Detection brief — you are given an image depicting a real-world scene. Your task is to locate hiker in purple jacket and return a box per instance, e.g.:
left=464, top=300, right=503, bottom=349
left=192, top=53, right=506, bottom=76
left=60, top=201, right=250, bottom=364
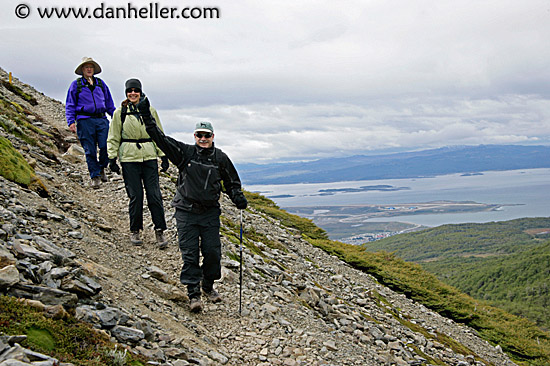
left=65, top=57, right=116, bottom=189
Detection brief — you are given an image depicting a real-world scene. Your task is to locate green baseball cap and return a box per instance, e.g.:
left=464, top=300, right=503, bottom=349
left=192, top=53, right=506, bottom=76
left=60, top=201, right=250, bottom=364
left=195, top=121, right=214, bottom=133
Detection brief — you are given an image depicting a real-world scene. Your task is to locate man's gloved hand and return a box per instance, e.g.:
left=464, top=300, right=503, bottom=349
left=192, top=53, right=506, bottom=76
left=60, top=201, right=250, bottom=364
left=137, top=97, right=154, bottom=125
left=160, top=156, right=169, bottom=172
left=234, top=193, right=248, bottom=210
left=109, top=158, right=120, bottom=175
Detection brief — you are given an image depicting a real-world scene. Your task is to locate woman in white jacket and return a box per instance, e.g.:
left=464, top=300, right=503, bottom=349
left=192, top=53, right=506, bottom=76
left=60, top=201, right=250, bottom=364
left=107, top=78, right=169, bottom=248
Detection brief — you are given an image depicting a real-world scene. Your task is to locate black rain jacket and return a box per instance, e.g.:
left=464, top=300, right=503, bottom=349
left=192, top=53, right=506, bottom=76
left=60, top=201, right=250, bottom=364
left=145, top=123, right=244, bottom=212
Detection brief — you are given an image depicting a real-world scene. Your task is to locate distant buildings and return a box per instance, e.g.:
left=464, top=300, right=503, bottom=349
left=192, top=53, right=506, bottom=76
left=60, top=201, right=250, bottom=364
left=339, top=224, right=423, bottom=245
left=339, top=231, right=396, bottom=245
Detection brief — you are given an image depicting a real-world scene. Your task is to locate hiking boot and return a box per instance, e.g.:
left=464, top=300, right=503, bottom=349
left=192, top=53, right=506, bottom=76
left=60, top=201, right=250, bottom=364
left=203, top=288, right=222, bottom=303
left=155, top=229, right=168, bottom=249
left=90, top=176, right=101, bottom=189
left=189, top=297, right=203, bottom=313
left=100, top=168, right=109, bottom=182
left=130, top=231, right=143, bottom=245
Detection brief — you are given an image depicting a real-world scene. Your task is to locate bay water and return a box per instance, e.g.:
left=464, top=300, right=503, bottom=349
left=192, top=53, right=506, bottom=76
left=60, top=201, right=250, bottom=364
left=245, top=168, right=550, bottom=227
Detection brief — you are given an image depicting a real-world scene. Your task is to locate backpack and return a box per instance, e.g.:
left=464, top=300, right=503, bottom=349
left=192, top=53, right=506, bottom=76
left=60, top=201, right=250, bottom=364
left=177, top=148, right=225, bottom=206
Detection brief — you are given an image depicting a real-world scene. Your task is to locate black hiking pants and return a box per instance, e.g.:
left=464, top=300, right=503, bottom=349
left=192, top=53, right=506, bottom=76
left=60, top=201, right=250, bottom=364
left=175, top=207, right=221, bottom=298
left=121, top=160, right=167, bottom=232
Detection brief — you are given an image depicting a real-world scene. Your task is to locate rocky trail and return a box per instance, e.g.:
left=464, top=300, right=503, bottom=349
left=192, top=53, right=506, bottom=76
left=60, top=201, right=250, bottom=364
left=0, top=68, right=517, bottom=366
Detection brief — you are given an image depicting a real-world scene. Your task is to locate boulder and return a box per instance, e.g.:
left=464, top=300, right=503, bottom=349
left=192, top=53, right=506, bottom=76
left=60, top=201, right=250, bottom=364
left=0, top=265, right=19, bottom=289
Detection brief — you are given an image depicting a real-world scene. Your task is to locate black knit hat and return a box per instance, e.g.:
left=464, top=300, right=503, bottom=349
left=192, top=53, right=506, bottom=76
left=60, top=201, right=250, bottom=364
left=125, top=78, right=142, bottom=94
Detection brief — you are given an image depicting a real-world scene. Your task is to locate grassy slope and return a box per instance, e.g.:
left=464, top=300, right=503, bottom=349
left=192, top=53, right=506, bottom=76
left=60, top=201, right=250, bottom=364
left=0, top=81, right=53, bottom=196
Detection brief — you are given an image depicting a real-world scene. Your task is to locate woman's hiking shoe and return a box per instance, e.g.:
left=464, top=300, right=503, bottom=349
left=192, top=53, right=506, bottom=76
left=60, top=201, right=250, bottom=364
left=130, top=231, right=143, bottom=245
left=203, top=288, right=222, bottom=303
left=155, top=229, right=168, bottom=249
left=90, top=176, right=101, bottom=189
left=100, top=168, right=109, bottom=182
left=189, top=297, right=203, bottom=312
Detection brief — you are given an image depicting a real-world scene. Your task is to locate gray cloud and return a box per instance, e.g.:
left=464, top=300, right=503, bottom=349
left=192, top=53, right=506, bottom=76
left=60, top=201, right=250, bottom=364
left=160, top=95, right=550, bottom=162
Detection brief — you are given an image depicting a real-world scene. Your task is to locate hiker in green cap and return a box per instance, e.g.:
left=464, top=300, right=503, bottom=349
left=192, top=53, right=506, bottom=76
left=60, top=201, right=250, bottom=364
left=106, top=79, right=169, bottom=248
left=137, top=97, right=247, bottom=313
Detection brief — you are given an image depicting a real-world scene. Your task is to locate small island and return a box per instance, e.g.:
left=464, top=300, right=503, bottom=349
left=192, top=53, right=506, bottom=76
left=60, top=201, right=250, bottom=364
left=287, top=200, right=502, bottom=219
left=316, top=185, right=411, bottom=195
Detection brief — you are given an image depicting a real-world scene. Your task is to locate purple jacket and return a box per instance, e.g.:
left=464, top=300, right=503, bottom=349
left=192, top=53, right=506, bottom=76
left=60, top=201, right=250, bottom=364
left=65, top=76, right=116, bottom=126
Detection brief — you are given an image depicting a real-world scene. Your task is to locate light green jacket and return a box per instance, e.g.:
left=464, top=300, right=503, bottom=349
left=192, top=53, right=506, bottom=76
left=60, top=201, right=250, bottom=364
left=107, top=103, right=165, bottom=162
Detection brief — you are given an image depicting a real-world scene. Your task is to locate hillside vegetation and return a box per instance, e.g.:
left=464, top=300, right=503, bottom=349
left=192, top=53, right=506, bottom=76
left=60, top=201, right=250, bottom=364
left=363, top=218, right=550, bottom=330
left=247, top=193, right=550, bottom=365
left=0, top=80, right=54, bottom=197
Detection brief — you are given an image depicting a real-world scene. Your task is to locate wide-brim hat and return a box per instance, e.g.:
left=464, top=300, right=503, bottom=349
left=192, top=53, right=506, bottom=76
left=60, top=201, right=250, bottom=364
left=194, top=121, right=214, bottom=133
left=75, top=57, right=102, bottom=75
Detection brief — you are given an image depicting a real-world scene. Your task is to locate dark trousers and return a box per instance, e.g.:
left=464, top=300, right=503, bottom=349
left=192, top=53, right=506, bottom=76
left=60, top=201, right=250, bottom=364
left=76, top=117, right=109, bottom=179
left=121, top=160, right=167, bottom=232
left=175, top=207, right=221, bottom=297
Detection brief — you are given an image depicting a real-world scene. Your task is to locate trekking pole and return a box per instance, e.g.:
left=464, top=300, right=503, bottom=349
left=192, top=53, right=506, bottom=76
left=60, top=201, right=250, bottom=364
left=239, top=209, right=243, bottom=315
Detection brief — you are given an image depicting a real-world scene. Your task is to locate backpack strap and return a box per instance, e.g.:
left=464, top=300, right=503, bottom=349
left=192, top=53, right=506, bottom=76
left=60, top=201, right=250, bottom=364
left=95, top=77, right=104, bottom=90
left=213, top=148, right=227, bottom=193
left=121, top=105, right=127, bottom=124
left=120, top=137, right=153, bottom=149
left=213, top=148, right=223, bottom=166
left=75, top=78, right=83, bottom=106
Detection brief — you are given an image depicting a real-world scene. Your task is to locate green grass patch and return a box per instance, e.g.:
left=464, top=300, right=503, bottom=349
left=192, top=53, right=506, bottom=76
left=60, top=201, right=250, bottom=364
left=225, top=250, right=240, bottom=263
left=27, top=326, right=56, bottom=351
left=0, top=93, right=55, bottom=163
left=407, top=343, right=446, bottom=366
left=0, top=135, right=48, bottom=196
left=0, top=296, right=145, bottom=365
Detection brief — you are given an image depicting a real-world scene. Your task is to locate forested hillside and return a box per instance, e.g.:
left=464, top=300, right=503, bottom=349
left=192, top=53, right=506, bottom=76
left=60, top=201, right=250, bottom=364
left=363, top=218, right=550, bottom=330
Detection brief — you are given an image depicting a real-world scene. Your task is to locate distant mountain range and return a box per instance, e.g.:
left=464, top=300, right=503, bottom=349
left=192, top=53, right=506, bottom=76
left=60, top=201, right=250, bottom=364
left=237, top=144, right=550, bottom=185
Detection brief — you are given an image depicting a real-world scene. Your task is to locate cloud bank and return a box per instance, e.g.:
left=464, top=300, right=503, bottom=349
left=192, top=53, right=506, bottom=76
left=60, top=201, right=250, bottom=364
left=2, top=0, right=549, bottom=162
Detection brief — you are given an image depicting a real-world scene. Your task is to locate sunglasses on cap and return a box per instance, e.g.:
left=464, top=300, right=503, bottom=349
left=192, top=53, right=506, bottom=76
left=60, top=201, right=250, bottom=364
left=195, top=132, right=213, bottom=139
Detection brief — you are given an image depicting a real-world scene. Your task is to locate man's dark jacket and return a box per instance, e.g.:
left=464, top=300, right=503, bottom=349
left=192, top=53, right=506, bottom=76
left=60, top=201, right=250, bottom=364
left=144, top=120, right=245, bottom=212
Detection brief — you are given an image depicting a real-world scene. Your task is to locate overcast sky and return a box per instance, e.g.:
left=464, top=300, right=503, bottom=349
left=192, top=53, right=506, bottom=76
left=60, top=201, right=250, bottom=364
left=2, top=0, right=550, bottom=163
